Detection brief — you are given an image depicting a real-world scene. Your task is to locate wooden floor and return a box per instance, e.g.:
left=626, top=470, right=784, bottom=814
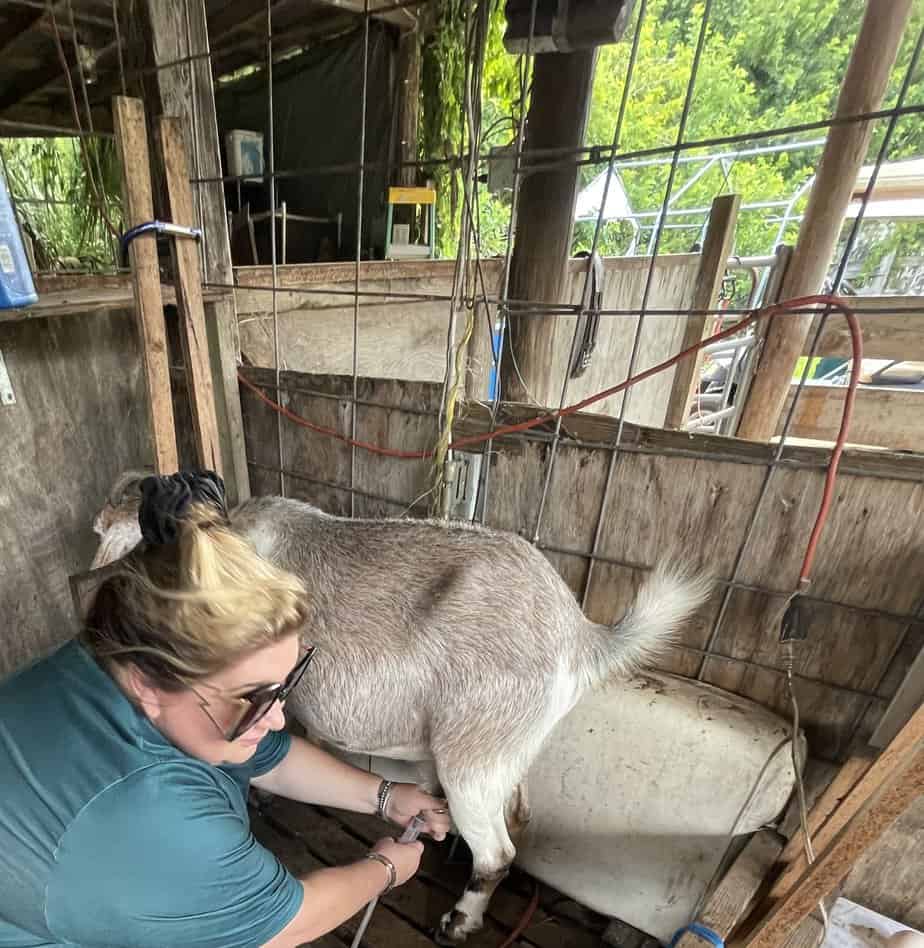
left=251, top=795, right=660, bottom=948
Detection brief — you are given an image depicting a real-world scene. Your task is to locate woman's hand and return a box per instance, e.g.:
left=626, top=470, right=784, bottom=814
left=385, top=783, right=451, bottom=841
left=371, top=836, right=425, bottom=887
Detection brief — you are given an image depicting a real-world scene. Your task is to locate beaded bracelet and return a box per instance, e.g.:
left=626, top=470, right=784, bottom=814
left=376, top=778, right=395, bottom=821
left=365, top=851, right=397, bottom=893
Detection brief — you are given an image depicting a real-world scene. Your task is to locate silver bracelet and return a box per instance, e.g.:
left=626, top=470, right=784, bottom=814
left=365, top=852, right=397, bottom=893
left=376, top=778, right=394, bottom=821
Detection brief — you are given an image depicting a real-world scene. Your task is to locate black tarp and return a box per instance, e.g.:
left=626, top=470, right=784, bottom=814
left=216, top=24, right=397, bottom=262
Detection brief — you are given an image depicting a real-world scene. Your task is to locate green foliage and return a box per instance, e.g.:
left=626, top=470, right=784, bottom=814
left=420, top=0, right=520, bottom=257
left=420, top=0, right=924, bottom=269
left=0, top=136, right=121, bottom=271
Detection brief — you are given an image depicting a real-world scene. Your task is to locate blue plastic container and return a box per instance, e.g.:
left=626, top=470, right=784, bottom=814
left=0, top=169, right=38, bottom=309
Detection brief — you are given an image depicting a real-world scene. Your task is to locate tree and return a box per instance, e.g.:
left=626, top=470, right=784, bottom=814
left=421, top=0, right=924, bottom=268
left=0, top=136, right=121, bottom=271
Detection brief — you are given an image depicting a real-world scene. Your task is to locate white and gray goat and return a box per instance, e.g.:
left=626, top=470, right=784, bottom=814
left=91, top=475, right=709, bottom=943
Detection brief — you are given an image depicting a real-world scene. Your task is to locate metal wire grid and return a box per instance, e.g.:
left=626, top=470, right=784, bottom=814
left=3, top=0, right=923, bottom=749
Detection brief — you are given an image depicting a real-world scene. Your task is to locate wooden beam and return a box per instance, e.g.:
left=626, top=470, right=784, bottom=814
left=766, top=701, right=924, bottom=903
left=158, top=115, right=223, bottom=474
left=664, top=194, right=740, bottom=428
left=675, top=830, right=784, bottom=948
left=308, top=0, right=418, bottom=30
left=736, top=1, right=913, bottom=442
left=0, top=280, right=230, bottom=323
left=501, top=49, right=598, bottom=407
left=742, top=739, right=924, bottom=948
left=145, top=0, right=249, bottom=502
left=0, top=6, right=44, bottom=60
left=112, top=95, right=178, bottom=474
left=776, top=754, right=872, bottom=868
left=0, top=36, right=75, bottom=116
left=778, top=384, right=924, bottom=452
left=452, top=399, right=924, bottom=482
left=810, top=296, right=924, bottom=361
left=0, top=100, right=113, bottom=135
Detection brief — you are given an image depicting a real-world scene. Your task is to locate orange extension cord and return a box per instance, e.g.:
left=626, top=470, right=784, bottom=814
left=238, top=293, right=861, bottom=584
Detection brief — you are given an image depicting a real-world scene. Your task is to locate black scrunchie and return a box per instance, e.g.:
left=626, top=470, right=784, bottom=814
left=138, top=470, right=227, bottom=546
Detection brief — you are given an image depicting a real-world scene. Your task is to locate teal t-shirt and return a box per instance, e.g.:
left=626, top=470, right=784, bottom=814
left=0, top=640, right=304, bottom=947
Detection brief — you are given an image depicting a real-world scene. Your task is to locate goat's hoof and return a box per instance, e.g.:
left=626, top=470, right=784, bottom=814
left=435, top=910, right=472, bottom=944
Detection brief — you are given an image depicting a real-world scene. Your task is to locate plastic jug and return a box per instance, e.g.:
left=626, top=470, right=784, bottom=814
left=0, top=169, right=38, bottom=309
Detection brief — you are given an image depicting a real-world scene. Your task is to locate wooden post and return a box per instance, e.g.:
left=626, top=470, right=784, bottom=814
left=113, top=95, right=178, bottom=474
left=143, top=0, right=250, bottom=502
left=766, top=700, right=924, bottom=903
left=663, top=194, right=740, bottom=428
left=396, top=29, right=420, bottom=189
left=735, top=1, right=913, bottom=442
left=741, top=740, right=924, bottom=948
left=501, top=50, right=597, bottom=407
left=158, top=116, right=223, bottom=474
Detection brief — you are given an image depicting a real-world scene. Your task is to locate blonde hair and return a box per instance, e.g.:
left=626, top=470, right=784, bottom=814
left=83, top=503, right=309, bottom=689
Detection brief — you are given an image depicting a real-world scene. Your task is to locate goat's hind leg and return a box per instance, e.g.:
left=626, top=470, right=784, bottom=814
left=436, top=778, right=520, bottom=945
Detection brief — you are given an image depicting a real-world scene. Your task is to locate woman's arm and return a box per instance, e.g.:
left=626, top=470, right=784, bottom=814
left=262, top=838, right=423, bottom=948
left=253, top=736, right=451, bottom=840
left=253, top=735, right=380, bottom=811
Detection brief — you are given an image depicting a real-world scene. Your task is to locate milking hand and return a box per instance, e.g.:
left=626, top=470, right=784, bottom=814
left=350, top=814, right=427, bottom=948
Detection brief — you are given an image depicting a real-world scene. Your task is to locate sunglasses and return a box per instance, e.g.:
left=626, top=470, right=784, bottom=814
left=194, top=645, right=316, bottom=742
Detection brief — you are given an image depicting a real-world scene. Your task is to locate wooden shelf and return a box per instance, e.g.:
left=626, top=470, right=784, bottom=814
left=0, top=275, right=231, bottom=324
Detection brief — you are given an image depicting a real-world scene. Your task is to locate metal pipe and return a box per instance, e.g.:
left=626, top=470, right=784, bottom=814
left=703, top=335, right=757, bottom=356
left=686, top=405, right=736, bottom=430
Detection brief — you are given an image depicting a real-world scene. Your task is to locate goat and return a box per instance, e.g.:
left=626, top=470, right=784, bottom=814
left=91, top=477, right=710, bottom=944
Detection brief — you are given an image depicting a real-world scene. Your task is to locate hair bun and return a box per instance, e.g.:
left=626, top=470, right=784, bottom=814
left=138, top=470, right=227, bottom=545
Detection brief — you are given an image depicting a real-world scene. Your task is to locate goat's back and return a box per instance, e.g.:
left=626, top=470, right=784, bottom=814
left=231, top=496, right=583, bottom=667
left=231, top=496, right=590, bottom=759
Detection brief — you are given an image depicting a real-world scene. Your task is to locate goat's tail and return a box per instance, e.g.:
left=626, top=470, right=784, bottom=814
left=581, top=562, right=712, bottom=688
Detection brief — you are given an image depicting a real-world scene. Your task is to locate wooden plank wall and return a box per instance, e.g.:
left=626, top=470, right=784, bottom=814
left=480, top=438, right=924, bottom=762
left=234, top=254, right=700, bottom=427
left=783, top=295, right=924, bottom=451
left=0, top=304, right=200, bottom=680
left=779, top=384, right=923, bottom=452
left=0, top=311, right=150, bottom=677
left=240, top=367, right=440, bottom=518
left=239, top=373, right=924, bottom=764
left=238, top=372, right=924, bottom=925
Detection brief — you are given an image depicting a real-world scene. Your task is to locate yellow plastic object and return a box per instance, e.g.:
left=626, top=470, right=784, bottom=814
left=388, top=186, right=436, bottom=206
